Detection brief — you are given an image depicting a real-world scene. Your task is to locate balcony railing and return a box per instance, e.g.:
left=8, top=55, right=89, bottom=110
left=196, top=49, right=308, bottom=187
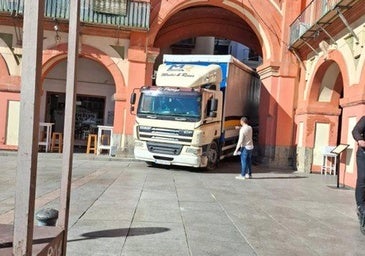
left=289, top=0, right=342, bottom=46
left=0, top=0, right=150, bottom=30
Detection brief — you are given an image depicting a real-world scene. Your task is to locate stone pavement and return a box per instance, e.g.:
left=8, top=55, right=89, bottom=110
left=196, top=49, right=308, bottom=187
left=0, top=151, right=364, bottom=255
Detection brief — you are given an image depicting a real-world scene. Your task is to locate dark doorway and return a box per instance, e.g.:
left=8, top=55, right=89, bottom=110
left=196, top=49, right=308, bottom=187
left=46, top=92, right=106, bottom=151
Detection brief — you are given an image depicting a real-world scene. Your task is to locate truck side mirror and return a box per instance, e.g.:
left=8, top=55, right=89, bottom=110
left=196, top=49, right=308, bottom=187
left=130, top=92, right=136, bottom=104
left=130, top=92, right=136, bottom=115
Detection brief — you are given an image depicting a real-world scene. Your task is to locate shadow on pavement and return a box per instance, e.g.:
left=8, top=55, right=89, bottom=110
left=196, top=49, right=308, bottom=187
left=327, top=185, right=351, bottom=190
left=250, top=176, right=308, bottom=180
left=68, top=227, right=170, bottom=242
left=144, top=156, right=298, bottom=175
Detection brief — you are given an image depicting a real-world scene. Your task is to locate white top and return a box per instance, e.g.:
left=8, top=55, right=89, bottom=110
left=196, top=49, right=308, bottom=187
left=236, top=124, right=254, bottom=150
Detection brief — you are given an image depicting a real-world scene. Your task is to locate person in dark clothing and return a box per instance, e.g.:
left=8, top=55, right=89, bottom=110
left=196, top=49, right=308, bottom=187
left=352, top=116, right=365, bottom=235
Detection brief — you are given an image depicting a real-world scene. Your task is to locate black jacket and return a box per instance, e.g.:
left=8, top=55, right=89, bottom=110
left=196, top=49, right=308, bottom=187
left=352, top=116, right=365, bottom=149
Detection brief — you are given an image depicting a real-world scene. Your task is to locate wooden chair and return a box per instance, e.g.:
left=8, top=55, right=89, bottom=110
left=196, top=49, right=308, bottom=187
left=50, top=132, right=63, bottom=153
left=86, top=134, right=98, bottom=154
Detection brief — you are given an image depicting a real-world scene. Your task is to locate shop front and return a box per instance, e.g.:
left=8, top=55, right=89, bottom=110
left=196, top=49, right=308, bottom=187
left=45, top=93, right=107, bottom=151
left=40, top=57, right=116, bottom=153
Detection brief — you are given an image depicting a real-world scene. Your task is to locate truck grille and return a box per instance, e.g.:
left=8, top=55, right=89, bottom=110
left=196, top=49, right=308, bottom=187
left=146, top=142, right=182, bottom=155
left=138, top=127, right=193, bottom=144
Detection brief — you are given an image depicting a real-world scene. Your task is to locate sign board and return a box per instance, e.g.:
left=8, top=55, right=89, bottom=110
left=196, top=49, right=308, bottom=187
left=93, top=0, right=128, bottom=16
left=330, top=144, right=350, bottom=188
left=331, top=144, right=349, bottom=155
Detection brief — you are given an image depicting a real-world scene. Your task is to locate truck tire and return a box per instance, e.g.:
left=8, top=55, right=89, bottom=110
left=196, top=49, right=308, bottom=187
left=206, top=141, right=218, bottom=171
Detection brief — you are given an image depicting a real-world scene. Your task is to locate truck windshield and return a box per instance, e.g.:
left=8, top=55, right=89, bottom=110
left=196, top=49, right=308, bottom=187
left=137, top=89, right=201, bottom=121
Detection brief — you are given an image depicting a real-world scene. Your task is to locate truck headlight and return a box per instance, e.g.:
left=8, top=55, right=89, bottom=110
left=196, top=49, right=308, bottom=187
left=186, top=147, right=202, bottom=155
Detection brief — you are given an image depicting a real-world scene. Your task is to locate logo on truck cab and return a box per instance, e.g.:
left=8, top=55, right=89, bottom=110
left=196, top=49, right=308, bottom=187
left=167, top=64, right=193, bottom=72
left=160, top=64, right=195, bottom=78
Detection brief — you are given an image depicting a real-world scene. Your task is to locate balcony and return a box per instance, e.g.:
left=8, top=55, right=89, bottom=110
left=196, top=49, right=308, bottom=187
left=0, top=0, right=150, bottom=30
left=289, top=0, right=361, bottom=57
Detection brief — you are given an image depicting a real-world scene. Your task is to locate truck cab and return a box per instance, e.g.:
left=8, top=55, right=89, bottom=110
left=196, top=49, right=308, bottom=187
left=131, top=63, right=223, bottom=169
left=130, top=54, right=258, bottom=170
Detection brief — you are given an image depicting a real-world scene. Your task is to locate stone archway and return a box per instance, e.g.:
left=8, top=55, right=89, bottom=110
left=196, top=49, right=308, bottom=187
left=148, top=1, right=281, bottom=61
left=0, top=53, right=21, bottom=150
left=310, top=60, right=343, bottom=172
left=144, top=0, right=300, bottom=167
left=42, top=43, right=126, bottom=97
left=41, top=43, right=128, bottom=151
left=296, top=55, right=345, bottom=173
left=0, top=40, right=21, bottom=91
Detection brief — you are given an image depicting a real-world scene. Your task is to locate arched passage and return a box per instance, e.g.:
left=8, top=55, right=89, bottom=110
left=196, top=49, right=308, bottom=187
left=308, top=61, right=343, bottom=106
left=297, top=57, right=344, bottom=173
left=0, top=43, right=21, bottom=91
left=148, top=0, right=283, bottom=61
left=153, top=6, right=262, bottom=56
left=0, top=53, right=21, bottom=150
left=40, top=43, right=128, bottom=151
left=310, top=61, right=343, bottom=172
left=0, top=38, right=17, bottom=80
left=42, top=43, right=126, bottom=96
left=143, top=0, right=300, bottom=167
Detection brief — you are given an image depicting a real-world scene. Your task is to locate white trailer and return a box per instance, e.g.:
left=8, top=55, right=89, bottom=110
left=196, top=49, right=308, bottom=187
left=130, top=55, right=259, bottom=170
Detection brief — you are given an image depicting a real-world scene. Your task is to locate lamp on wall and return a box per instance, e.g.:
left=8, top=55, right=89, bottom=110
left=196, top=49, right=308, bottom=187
left=53, top=18, right=61, bottom=45
left=319, top=40, right=330, bottom=59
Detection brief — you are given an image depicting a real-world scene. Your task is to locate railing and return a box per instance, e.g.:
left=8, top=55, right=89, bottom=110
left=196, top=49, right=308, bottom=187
left=0, top=0, right=150, bottom=29
left=289, top=0, right=342, bottom=46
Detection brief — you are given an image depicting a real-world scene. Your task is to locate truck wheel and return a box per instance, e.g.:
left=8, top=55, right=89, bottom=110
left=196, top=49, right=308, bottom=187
left=206, top=141, right=218, bottom=170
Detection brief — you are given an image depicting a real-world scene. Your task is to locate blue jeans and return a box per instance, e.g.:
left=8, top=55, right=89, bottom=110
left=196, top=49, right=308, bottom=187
left=356, top=148, right=365, bottom=212
left=240, top=147, right=253, bottom=176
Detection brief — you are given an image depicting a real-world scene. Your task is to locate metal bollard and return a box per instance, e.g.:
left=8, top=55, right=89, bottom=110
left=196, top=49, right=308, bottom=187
left=35, top=208, right=59, bottom=226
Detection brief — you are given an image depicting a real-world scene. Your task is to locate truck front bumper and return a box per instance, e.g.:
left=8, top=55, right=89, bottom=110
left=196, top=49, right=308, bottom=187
left=134, top=141, right=207, bottom=168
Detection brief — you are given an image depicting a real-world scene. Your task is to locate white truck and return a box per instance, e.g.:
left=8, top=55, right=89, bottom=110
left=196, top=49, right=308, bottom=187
left=130, top=54, right=260, bottom=170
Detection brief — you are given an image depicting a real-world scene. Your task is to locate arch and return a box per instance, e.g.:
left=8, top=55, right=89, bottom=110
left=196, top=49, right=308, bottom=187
left=302, top=56, right=345, bottom=173
left=325, top=50, right=350, bottom=96
left=148, top=0, right=283, bottom=62
left=0, top=51, right=20, bottom=91
left=307, top=51, right=348, bottom=106
left=308, top=60, right=342, bottom=106
left=0, top=53, right=9, bottom=77
left=153, top=7, right=260, bottom=52
left=0, top=38, right=16, bottom=76
left=41, top=43, right=128, bottom=136
left=41, top=43, right=126, bottom=96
